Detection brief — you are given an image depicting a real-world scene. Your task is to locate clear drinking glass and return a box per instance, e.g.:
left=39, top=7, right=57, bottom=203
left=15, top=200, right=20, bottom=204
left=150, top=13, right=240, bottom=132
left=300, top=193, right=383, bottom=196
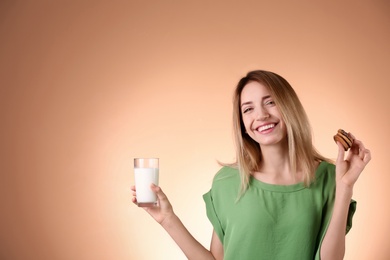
left=134, top=158, right=159, bottom=207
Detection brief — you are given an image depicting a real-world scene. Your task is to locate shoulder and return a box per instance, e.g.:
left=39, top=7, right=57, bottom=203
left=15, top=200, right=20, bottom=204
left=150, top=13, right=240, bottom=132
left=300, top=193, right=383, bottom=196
left=313, top=161, right=336, bottom=188
left=316, top=161, right=335, bottom=176
left=210, top=166, right=240, bottom=193
left=214, top=166, right=239, bottom=181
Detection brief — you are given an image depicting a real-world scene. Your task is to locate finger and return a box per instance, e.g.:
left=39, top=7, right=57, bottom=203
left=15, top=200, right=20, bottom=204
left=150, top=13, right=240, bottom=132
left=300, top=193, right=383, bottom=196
left=350, top=138, right=366, bottom=160
left=130, top=185, right=136, bottom=191
left=151, top=184, right=171, bottom=205
left=151, top=184, right=166, bottom=199
left=348, top=132, right=367, bottom=150
left=336, top=141, right=346, bottom=164
left=359, top=149, right=364, bottom=160
left=348, top=132, right=358, bottom=149
left=131, top=196, right=138, bottom=205
left=363, top=149, right=372, bottom=164
left=348, top=132, right=357, bottom=140
left=352, top=139, right=365, bottom=159
left=351, top=137, right=365, bottom=150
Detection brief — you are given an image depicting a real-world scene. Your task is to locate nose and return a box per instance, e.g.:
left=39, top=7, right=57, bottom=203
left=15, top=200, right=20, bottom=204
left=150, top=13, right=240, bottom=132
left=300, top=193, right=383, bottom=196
left=256, top=108, right=270, bottom=121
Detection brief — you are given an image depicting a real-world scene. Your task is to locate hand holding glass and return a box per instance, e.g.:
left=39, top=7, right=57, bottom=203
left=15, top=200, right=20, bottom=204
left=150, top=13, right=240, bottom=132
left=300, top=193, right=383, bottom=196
left=134, top=158, right=159, bottom=207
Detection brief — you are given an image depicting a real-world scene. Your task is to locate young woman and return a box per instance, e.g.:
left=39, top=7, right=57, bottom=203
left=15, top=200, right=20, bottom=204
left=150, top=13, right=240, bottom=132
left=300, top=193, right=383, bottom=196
left=131, top=70, right=371, bottom=260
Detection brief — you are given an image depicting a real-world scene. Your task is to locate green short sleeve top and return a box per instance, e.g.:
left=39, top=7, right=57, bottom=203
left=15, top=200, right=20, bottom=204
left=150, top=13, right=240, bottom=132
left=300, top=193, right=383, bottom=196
left=203, top=161, right=356, bottom=260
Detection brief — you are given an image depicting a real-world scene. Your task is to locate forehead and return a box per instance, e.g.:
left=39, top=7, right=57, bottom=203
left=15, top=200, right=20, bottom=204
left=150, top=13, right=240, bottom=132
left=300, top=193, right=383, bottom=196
left=240, top=81, right=271, bottom=102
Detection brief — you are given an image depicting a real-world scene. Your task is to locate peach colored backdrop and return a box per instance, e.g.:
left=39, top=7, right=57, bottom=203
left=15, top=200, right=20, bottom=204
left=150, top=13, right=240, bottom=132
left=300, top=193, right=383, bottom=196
left=1, top=1, right=389, bottom=259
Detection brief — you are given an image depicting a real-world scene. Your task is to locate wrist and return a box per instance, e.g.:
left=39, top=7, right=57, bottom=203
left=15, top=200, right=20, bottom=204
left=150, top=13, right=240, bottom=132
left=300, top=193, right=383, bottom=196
left=161, top=212, right=179, bottom=229
left=335, top=184, right=353, bottom=201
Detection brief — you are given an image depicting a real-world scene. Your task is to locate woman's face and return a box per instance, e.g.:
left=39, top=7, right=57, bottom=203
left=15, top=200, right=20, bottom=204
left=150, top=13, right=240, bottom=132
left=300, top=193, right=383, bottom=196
left=240, top=81, right=287, bottom=147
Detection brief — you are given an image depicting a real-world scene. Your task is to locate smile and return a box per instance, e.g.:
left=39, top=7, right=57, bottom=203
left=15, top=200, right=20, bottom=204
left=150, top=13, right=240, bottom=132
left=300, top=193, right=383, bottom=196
left=256, top=123, right=276, bottom=132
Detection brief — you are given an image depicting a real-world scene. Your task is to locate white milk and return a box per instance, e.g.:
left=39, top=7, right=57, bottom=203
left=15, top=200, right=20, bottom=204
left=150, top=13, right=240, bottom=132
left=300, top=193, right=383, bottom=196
left=134, top=167, right=159, bottom=204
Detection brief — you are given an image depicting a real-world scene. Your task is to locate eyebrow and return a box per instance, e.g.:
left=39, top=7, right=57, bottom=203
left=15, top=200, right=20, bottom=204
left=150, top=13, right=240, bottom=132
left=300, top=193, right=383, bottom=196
left=241, top=95, right=272, bottom=108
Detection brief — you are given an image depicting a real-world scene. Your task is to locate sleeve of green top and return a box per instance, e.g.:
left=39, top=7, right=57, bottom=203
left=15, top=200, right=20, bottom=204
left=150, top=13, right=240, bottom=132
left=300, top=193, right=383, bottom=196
left=203, top=191, right=224, bottom=244
left=346, top=199, right=357, bottom=234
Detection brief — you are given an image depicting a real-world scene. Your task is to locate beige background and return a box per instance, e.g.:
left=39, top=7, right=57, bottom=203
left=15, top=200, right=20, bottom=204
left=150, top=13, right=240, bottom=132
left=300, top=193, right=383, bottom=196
left=1, top=1, right=389, bottom=259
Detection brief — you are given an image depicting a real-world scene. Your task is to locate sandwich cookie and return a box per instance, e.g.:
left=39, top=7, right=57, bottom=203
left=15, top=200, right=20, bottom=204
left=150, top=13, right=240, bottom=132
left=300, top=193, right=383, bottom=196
left=333, top=129, right=353, bottom=151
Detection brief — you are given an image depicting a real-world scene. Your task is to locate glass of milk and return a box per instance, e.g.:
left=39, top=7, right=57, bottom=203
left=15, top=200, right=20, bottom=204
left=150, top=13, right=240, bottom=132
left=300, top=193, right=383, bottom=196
left=134, top=158, right=159, bottom=207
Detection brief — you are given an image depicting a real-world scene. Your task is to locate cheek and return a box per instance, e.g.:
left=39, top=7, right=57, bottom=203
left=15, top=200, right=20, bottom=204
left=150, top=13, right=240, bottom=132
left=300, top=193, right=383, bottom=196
left=279, top=121, right=288, bottom=135
left=241, top=117, right=252, bottom=131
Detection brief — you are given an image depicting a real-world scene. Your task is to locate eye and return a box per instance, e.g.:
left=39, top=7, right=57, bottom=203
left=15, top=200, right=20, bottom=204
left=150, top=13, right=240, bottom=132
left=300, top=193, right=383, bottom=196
left=265, top=99, right=275, bottom=106
left=242, top=107, right=253, bottom=114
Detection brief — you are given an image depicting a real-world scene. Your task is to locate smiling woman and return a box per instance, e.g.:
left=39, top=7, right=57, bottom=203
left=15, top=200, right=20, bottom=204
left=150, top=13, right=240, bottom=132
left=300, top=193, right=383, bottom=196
left=132, top=70, right=371, bottom=260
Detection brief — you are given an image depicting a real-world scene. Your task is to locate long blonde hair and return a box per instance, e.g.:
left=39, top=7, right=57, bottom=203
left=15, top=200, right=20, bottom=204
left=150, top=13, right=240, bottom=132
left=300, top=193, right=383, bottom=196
left=230, top=70, right=330, bottom=196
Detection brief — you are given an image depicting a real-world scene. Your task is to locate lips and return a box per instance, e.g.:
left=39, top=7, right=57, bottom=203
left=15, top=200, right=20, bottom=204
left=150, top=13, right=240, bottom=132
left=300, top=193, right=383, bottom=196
left=256, top=123, right=276, bottom=132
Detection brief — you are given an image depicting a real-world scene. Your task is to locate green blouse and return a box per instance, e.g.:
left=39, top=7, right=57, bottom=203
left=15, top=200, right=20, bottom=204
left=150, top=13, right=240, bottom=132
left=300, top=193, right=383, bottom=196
left=203, top=161, right=356, bottom=260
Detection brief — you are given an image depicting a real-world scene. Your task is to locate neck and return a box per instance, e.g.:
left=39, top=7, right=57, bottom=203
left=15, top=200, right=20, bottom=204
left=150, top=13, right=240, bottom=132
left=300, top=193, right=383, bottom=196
left=259, top=138, right=291, bottom=171
left=259, top=145, right=291, bottom=176
left=253, top=141, right=302, bottom=185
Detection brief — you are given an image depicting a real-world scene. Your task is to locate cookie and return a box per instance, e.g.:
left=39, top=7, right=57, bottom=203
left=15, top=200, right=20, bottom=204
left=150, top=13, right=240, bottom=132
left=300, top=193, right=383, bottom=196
left=333, top=129, right=353, bottom=151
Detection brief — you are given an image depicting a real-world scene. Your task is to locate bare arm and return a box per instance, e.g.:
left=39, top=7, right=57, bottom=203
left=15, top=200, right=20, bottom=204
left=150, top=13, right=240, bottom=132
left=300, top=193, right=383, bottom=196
left=131, top=184, right=223, bottom=260
left=210, top=230, right=224, bottom=260
left=320, top=184, right=352, bottom=260
left=320, top=134, right=371, bottom=260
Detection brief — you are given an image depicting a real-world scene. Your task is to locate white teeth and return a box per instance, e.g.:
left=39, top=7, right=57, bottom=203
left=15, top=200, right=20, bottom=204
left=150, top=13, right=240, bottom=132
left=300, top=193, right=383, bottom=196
left=258, top=124, right=275, bottom=132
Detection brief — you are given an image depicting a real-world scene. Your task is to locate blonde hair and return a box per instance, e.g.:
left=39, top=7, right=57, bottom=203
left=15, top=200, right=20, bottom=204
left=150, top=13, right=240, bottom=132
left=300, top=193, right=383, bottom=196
left=230, top=70, right=330, bottom=196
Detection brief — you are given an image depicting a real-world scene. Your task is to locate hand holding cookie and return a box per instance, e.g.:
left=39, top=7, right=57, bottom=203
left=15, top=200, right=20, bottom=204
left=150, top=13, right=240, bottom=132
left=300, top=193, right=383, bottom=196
left=334, top=129, right=371, bottom=188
